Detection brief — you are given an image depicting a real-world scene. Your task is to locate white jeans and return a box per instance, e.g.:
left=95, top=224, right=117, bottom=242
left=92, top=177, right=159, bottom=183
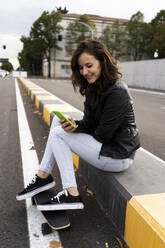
left=39, top=116, right=133, bottom=189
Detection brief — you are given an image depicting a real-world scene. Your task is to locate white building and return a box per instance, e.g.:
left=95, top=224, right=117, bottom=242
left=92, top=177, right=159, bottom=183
left=43, top=13, right=129, bottom=78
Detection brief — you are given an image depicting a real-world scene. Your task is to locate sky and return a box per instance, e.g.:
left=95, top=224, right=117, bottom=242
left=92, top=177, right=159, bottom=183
left=0, top=0, right=164, bottom=69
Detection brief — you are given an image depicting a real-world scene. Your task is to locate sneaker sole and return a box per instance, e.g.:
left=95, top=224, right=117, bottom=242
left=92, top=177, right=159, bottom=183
left=16, top=181, right=56, bottom=201
left=37, top=202, right=84, bottom=211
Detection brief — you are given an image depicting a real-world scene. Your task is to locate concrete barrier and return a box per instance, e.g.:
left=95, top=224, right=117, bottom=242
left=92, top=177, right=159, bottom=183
left=18, top=77, right=165, bottom=248
left=121, top=59, right=165, bottom=91
left=12, top=71, right=27, bottom=78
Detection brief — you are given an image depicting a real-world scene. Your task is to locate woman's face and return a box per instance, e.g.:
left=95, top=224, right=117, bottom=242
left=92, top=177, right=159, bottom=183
left=78, top=52, right=101, bottom=84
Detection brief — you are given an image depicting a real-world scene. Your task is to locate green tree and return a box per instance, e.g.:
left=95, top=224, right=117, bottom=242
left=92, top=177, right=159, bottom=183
left=148, top=10, right=165, bottom=58
left=126, top=11, right=152, bottom=60
left=99, top=25, right=113, bottom=53
left=100, top=22, right=126, bottom=59
left=150, top=22, right=165, bottom=58
left=65, top=15, right=96, bottom=55
left=18, top=36, right=46, bottom=75
left=111, top=21, right=127, bottom=59
left=1, top=62, right=13, bottom=72
left=18, top=10, right=63, bottom=77
left=30, top=10, right=63, bottom=77
left=151, top=10, right=165, bottom=30
left=56, top=7, right=68, bottom=13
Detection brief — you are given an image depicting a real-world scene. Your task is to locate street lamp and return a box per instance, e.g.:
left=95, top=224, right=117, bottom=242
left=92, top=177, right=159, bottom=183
left=77, top=21, right=94, bottom=39
left=58, top=21, right=94, bottom=42
left=0, top=44, right=7, bottom=64
left=0, top=44, right=6, bottom=50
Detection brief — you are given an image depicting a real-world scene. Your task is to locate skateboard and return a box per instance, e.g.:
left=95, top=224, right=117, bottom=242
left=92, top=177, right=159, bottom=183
left=32, top=189, right=70, bottom=235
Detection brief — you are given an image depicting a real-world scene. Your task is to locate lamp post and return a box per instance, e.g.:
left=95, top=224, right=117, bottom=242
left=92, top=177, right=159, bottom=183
left=0, top=44, right=7, bottom=64
left=0, top=45, right=7, bottom=77
left=57, top=21, right=94, bottom=41
left=77, top=21, right=94, bottom=39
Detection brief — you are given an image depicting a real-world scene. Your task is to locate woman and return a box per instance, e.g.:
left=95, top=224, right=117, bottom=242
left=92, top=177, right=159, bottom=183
left=16, top=40, right=140, bottom=211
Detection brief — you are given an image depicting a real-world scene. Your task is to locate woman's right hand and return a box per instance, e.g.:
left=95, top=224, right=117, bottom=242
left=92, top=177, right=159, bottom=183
left=59, top=117, right=78, bottom=133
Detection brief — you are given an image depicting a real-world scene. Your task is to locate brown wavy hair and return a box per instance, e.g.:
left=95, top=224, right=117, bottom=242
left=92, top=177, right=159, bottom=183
left=71, top=40, right=122, bottom=96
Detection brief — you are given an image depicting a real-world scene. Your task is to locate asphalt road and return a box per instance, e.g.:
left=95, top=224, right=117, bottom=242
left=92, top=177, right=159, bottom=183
left=31, top=78, right=165, bottom=162
left=0, top=78, right=29, bottom=247
left=0, top=77, right=128, bottom=247
left=1, top=77, right=164, bottom=248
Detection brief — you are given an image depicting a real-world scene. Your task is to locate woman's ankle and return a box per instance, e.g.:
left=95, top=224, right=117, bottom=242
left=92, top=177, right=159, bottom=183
left=67, top=187, right=79, bottom=196
left=37, top=171, right=49, bottom=179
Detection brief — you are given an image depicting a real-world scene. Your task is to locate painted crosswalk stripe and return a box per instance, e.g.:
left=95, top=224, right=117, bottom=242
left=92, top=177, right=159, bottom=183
left=15, top=79, right=62, bottom=248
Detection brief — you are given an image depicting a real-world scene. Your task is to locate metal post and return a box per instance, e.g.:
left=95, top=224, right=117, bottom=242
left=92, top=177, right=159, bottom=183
left=77, top=21, right=94, bottom=39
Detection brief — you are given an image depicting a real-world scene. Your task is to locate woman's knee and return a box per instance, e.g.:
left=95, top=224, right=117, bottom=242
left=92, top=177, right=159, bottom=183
left=50, top=115, right=61, bottom=130
left=49, top=125, right=65, bottom=139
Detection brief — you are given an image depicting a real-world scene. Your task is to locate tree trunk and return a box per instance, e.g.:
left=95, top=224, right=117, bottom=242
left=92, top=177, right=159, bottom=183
left=48, top=56, right=51, bottom=78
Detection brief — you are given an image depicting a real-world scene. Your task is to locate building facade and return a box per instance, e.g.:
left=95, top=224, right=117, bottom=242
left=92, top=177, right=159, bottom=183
left=43, top=13, right=129, bottom=78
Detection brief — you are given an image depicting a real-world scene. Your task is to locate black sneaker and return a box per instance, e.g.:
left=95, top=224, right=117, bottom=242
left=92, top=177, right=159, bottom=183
left=37, top=189, right=84, bottom=211
left=16, top=174, right=55, bottom=200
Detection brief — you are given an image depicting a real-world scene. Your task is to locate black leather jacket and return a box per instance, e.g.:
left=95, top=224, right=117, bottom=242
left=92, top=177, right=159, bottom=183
left=75, top=81, right=140, bottom=159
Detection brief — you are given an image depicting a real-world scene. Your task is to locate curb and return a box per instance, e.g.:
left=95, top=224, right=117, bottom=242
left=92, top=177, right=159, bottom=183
left=18, top=77, right=165, bottom=248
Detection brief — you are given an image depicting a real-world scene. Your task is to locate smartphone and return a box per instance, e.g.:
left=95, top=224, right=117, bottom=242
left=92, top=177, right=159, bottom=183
left=53, top=110, right=77, bottom=128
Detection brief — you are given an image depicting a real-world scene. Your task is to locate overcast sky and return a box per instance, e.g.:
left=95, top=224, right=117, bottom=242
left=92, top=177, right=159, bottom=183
left=0, top=0, right=164, bottom=69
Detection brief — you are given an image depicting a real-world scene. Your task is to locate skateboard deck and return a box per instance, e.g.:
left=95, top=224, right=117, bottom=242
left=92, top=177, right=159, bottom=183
left=32, top=189, right=70, bottom=235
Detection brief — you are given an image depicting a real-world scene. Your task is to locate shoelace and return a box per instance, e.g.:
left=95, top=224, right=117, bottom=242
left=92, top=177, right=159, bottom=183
left=51, top=189, right=68, bottom=203
left=26, top=175, right=37, bottom=189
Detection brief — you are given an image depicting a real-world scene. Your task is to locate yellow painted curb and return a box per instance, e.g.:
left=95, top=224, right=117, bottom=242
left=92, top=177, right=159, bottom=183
left=72, top=152, right=79, bottom=169
left=125, top=193, right=165, bottom=248
left=43, top=104, right=57, bottom=126
left=35, top=95, right=57, bottom=109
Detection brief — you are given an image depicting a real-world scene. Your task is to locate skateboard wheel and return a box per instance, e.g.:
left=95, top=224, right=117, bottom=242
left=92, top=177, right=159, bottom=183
left=31, top=197, right=36, bottom=206
left=41, top=223, right=52, bottom=235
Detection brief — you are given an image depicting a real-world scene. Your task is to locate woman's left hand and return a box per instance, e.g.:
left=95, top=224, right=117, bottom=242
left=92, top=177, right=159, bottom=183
left=59, top=117, right=78, bottom=133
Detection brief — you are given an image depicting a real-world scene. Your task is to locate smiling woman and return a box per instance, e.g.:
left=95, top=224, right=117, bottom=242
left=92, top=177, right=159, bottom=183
left=16, top=40, right=140, bottom=214
left=71, top=40, right=121, bottom=95
left=78, top=53, right=101, bottom=84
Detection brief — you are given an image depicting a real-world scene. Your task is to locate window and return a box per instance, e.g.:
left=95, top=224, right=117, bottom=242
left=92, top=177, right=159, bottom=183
left=61, top=64, right=71, bottom=77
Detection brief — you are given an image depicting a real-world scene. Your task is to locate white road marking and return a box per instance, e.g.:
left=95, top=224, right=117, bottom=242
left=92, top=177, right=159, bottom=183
left=130, top=88, right=165, bottom=96
left=15, top=79, right=62, bottom=248
left=140, top=148, right=165, bottom=166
